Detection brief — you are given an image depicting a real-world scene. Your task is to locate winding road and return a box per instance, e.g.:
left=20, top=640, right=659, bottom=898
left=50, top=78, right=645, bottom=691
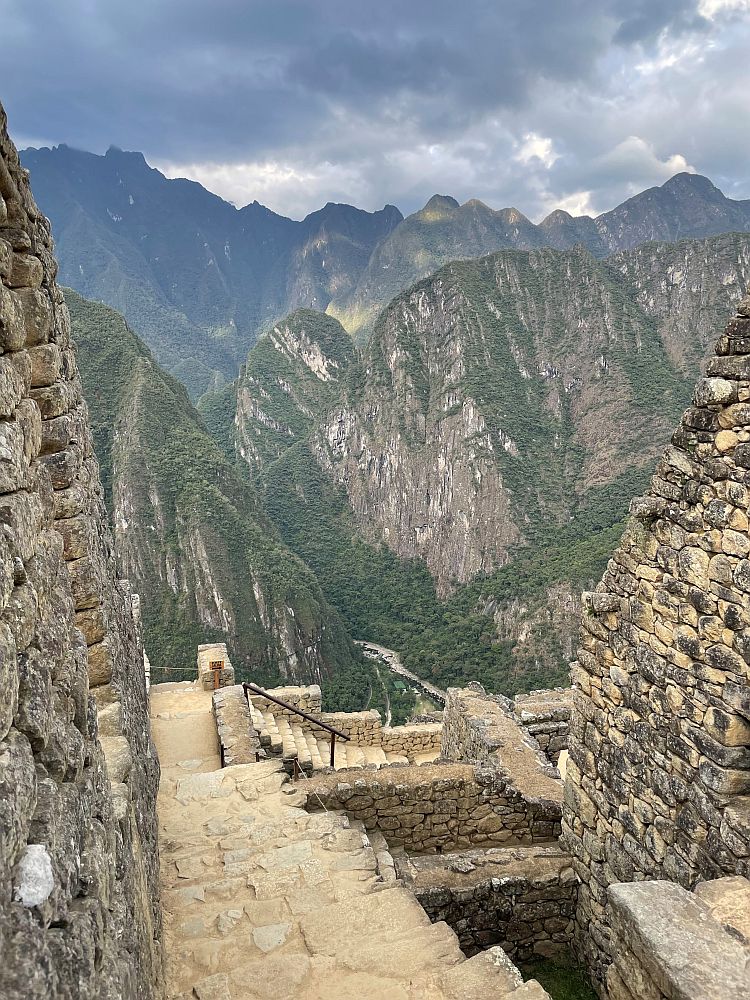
left=356, top=641, right=447, bottom=708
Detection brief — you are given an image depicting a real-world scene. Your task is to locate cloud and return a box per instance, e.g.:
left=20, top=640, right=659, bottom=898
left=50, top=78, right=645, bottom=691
left=1, top=1, right=749, bottom=218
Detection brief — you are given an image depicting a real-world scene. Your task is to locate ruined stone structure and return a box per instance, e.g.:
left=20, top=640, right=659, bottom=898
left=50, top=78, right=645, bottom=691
left=197, top=640, right=235, bottom=690
left=151, top=675, right=555, bottom=999
left=564, top=295, right=750, bottom=993
left=400, top=844, right=576, bottom=962
left=514, top=689, right=571, bottom=766
left=0, top=105, right=162, bottom=997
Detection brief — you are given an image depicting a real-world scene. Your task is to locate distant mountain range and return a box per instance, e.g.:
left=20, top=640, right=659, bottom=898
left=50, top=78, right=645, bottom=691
left=22, top=143, right=750, bottom=396
left=24, top=145, right=401, bottom=396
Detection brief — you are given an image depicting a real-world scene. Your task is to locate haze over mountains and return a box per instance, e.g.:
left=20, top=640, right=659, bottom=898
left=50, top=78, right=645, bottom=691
left=23, top=139, right=750, bottom=702
left=21, top=143, right=750, bottom=395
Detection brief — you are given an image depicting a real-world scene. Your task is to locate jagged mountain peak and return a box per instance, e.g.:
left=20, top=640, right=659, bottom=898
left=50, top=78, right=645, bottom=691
left=540, top=208, right=575, bottom=225
left=420, top=193, right=461, bottom=215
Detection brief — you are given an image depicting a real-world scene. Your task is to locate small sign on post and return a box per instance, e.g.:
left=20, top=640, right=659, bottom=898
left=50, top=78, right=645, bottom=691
left=210, top=660, right=224, bottom=689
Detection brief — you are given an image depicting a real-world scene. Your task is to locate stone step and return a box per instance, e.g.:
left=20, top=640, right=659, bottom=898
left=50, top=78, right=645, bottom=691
left=361, top=745, right=388, bottom=766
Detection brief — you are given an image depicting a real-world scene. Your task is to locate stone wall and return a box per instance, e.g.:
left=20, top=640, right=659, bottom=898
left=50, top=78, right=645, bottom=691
left=399, top=845, right=576, bottom=962
left=563, top=296, right=750, bottom=991
left=606, top=878, right=750, bottom=999
left=380, top=721, right=443, bottom=756
left=319, top=708, right=381, bottom=743
left=212, top=684, right=260, bottom=766
left=248, top=682, right=321, bottom=718
left=196, top=641, right=234, bottom=690
left=319, top=711, right=442, bottom=756
left=514, top=690, right=572, bottom=765
left=303, top=760, right=561, bottom=852
left=0, top=104, right=162, bottom=998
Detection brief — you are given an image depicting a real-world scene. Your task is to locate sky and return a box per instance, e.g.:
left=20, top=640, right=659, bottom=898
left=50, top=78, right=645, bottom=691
left=1, top=0, right=749, bottom=221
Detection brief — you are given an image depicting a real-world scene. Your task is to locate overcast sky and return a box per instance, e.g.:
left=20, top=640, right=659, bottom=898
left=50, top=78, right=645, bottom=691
left=1, top=0, right=749, bottom=220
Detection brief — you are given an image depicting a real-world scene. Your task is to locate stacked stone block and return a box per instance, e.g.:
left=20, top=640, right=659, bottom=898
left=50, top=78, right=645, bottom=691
left=563, top=295, right=750, bottom=990
left=196, top=640, right=235, bottom=689
left=304, top=760, right=562, bottom=852
left=248, top=681, right=321, bottom=717
left=606, top=878, right=750, bottom=999
left=380, top=721, right=443, bottom=756
left=514, top=689, right=571, bottom=765
left=403, top=845, right=576, bottom=961
left=212, top=684, right=261, bottom=766
left=0, top=104, right=162, bottom=998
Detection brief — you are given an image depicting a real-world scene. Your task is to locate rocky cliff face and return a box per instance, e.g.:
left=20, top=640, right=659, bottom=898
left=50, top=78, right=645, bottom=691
left=0, top=106, right=162, bottom=998
left=68, top=291, right=362, bottom=688
left=315, top=247, right=689, bottom=596
left=610, top=231, right=750, bottom=374
left=239, top=235, right=749, bottom=695
left=236, top=308, right=356, bottom=473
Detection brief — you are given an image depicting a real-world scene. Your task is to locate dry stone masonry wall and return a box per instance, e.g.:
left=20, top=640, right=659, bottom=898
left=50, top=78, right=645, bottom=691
left=399, top=844, right=576, bottom=963
left=0, top=104, right=162, bottom=999
left=300, top=687, right=563, bottom=850
left=514, top=690, right=572, bottom=765
left=303, top=762, right=561, bottom=851
left=563, top=295, right=750, bottom=991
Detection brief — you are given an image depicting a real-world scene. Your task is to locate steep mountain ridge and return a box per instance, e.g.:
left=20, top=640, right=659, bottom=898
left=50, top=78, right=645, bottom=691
left=236, top=309, right=356, bottom=472
left=329, top=173, right=750, bottom=339
left=66, top=290, right=363, bottom=694
left=23, top=144, right=402, bottom=395
left=239, top=232, right=750, bottom=694
left=23, top=142, right=750, bottom=384
left=318, top=246, right=689, bottom=595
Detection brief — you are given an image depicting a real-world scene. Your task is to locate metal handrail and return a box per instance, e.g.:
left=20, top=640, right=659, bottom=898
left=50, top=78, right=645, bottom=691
left=242, top=681, right=350, bottom=768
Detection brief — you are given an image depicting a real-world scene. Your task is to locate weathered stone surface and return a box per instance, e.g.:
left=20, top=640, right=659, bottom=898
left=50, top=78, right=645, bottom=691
left=609, top=881, right=750, bottom=999
left=563, top=293, right=750, bottom=993
left=0, top=102, right=163, bottom=1000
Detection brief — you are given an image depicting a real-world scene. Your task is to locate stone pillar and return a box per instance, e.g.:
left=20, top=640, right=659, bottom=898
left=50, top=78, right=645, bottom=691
left=563, top=295, right=750, bottom=992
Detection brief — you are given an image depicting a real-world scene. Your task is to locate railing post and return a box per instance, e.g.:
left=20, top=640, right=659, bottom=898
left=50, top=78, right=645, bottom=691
left=330, top=733, right=336, bottom=769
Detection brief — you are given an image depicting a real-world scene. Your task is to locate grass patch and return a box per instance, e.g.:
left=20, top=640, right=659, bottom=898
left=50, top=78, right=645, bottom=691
left=522, top=957, right=598, bottom=1000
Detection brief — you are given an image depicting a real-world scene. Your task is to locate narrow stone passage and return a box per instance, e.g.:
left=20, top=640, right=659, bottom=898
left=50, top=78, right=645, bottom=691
left=150, top=680, right=550, bottom=999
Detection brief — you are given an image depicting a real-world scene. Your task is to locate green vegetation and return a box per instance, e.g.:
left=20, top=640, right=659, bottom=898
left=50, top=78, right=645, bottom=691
left=522, top=958, right=598, bottom=1000
left=238, top=309, right=356, bottom=470
left=67, top=289, right=366, bottom=701
left=257, top=240, right=697, bottom=698
left=261, top=437, right=638, bottom=697
left=197, top=380, right=239, bottom=460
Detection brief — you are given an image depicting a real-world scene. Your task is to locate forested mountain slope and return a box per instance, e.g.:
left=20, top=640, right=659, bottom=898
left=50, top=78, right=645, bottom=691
left=238, top=234, right=750, bottom=694
left=329, top=173, right=750, bottom=340
left=66, top=290, right=365, bottom=699
left=25, top=144, right=401, bottom=396
left=236, top=309, right=356, bottom=473
left=24, top=142, right=750, bottom=386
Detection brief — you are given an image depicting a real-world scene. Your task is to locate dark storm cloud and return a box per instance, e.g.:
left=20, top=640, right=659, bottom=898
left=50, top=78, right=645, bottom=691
left=0, top=0, right=748, bottom=218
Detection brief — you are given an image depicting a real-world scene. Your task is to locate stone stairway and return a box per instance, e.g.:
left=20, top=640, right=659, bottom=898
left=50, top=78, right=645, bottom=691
left=151, top=683, right=550, bottom=999
left=248, top=702, right=418, bottom=772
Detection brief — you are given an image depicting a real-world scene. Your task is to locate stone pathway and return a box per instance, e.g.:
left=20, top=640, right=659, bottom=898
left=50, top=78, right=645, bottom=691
left=150, top=682, right=550, bottom=999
